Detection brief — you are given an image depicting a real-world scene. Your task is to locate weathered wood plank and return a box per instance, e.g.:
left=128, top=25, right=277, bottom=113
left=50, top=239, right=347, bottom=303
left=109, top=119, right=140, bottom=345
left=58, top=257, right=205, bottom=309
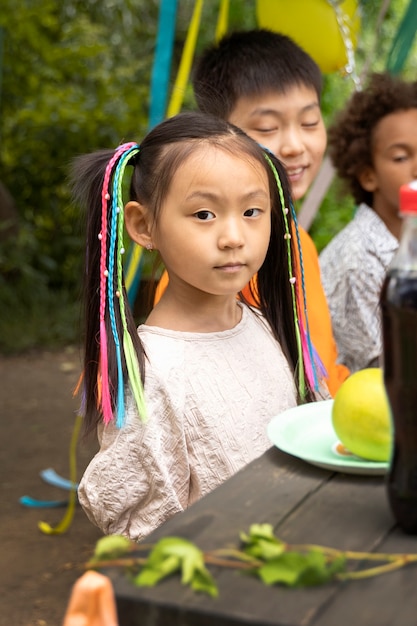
left=312, top=524, right=417, bottom=626
left=109, top=447, right=407, bottom=626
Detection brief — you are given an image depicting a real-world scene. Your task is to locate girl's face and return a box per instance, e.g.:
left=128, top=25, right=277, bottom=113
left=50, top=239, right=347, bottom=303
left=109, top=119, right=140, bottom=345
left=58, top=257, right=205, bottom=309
left=360, top=108, right=417, bottom=228
left=152, top=144, right=272, bottom=299
left=228, top=85, right=327, bottom=201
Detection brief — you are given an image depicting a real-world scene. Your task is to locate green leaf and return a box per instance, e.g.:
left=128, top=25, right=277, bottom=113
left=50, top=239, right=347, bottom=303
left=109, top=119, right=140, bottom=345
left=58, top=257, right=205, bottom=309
left=258, top=552, right=310, bottom=586
left=245, top=524, right=277, bottom=541
left=298, top=554, right=346, bottom=587
left=92, top=535, right=132, bottom=561
left=245, top=538, right=286, bottom=560
left=135, top=537, right=218, bottom=596
left=135, top=555, right=180, bottom=586
left=190, top=567, right=219, bottom=598
left=257, top=550, right=347, bottom=587
left=240, top=524, right=286, bottom=560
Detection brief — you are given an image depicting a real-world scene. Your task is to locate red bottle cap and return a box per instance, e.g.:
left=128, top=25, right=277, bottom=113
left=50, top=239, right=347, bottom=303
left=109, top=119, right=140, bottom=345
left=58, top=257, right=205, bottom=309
left=400, top=180, right=417, bottom=214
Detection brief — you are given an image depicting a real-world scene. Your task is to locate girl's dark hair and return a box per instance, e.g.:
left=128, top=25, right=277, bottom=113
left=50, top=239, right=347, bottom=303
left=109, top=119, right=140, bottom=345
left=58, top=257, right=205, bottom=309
left=71, top=111, right=314, bottom=434
left=192, top=29, right=323, bottom=120
left=328, top=72, right=417, bottom=206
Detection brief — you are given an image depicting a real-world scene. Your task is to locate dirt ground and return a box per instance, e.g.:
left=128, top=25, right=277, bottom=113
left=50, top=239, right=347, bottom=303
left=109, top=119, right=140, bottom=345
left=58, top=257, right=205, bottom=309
left=1, top=347, right=103, bottom=626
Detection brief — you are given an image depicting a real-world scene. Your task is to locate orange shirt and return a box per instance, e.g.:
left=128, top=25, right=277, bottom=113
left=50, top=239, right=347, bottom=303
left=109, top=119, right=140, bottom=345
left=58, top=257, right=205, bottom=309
left=153, top=225, right=349, bottom=397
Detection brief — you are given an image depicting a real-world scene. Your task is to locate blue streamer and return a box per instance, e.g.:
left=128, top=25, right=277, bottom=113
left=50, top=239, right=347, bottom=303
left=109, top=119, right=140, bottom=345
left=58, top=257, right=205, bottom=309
left=40, top=468, right=78, bottom=491
left=20, top=496, right=70, bottom=509
left=126, top=1, right=177, bottom=306
left=149, top=0, right=178, bottom=128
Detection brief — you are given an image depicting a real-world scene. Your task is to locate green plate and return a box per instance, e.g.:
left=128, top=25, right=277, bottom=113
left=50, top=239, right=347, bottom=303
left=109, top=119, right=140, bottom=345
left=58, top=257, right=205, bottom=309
left=267, top=399, right=388, bottom=476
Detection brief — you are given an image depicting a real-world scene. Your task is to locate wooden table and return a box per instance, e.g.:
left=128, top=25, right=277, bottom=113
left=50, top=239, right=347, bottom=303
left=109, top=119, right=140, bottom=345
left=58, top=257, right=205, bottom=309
left=108, top=446, right=417, bottom=626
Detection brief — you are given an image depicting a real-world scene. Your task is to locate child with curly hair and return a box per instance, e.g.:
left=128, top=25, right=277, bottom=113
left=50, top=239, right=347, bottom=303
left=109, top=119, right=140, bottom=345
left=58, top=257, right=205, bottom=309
left=320, top=72, right=417, bottom=373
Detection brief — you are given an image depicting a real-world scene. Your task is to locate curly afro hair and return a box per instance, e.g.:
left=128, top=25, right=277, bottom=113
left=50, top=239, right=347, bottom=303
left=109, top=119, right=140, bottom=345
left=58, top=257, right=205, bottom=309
left=328, top=72, right=417, bottom=206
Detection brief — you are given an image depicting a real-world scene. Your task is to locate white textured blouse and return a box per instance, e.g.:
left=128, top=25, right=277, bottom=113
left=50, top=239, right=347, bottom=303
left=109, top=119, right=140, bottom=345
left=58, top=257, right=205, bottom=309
left=78, top=304, right=297, bottom=541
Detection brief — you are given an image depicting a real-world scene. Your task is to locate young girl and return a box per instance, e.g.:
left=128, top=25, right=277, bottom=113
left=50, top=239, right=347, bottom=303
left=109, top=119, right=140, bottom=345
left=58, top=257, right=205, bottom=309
left=73, top=112, right=322, bottom=542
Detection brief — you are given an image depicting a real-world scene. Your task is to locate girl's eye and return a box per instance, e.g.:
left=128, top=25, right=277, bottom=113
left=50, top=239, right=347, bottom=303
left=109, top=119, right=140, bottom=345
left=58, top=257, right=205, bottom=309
left=393, top=154, right=408, bottom=162
left=194, top=210, right=215, bottom=221
left=244, top=208, right=261, bottom=217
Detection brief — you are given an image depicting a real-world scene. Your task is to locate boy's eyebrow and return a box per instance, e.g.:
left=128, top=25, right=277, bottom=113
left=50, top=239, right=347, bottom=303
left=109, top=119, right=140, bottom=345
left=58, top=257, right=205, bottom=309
left=249, top=102, right=320, bottom=117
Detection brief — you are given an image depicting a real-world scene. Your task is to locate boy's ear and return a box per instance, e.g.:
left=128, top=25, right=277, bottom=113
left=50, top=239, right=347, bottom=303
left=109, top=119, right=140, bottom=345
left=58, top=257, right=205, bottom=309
left=358, top=166, right=377, bottom=192
left=124, top=201, right=154, bottom=249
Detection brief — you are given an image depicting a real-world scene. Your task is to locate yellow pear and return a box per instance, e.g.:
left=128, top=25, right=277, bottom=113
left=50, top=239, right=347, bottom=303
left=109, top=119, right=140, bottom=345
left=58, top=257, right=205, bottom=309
left=331, top=368, right=392, bottom=462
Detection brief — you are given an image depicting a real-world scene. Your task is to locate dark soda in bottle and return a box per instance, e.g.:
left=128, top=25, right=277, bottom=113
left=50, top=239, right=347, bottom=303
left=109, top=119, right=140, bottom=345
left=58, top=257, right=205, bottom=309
left=382, top=180, right=417, bottom=534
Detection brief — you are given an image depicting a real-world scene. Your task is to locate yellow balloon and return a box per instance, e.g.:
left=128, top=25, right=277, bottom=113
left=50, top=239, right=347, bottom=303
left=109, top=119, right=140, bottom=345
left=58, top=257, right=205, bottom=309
left=256, top=0, right=360, bottom=74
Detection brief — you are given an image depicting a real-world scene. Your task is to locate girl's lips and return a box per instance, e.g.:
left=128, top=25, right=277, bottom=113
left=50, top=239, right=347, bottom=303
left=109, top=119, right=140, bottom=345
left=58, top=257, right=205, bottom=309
left=215, top=263, right=245, bottom=273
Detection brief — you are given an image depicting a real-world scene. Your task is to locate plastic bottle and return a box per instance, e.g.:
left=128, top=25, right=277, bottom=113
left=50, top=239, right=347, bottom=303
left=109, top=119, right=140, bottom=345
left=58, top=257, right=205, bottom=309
left=381, top=179, right=417, bottom=534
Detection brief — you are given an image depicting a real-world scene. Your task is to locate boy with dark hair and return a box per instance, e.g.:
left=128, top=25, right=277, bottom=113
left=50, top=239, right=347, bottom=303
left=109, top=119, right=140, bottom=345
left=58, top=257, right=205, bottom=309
left=193, top=29, right=324, bottom=204
left=156, top=29, right=349, bottom=395
left=320, top=72, right=417, bottom=373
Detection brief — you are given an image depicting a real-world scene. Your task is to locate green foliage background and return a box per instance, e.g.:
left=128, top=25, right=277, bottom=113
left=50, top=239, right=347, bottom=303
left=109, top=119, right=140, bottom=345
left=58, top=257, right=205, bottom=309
left=0, top=0, right=415, bottom=353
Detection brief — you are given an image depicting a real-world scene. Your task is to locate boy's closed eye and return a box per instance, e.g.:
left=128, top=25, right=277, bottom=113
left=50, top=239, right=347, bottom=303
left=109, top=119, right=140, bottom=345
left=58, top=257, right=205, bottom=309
left=302, top=119, right=320, bottom=128
left=300, top=112, right=321, bottom=128
left=253, top=126, right=278, bottom=134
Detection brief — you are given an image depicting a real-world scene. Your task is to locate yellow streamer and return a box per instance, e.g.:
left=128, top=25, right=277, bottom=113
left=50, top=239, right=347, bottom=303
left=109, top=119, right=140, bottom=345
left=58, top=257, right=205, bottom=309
left=124, top=242, right=143, bottom=293
left=215, top=0, right=229, bottom=41
left=38, top=413, right=83, bottom=535
left=166, top=0, right=204, bottom=118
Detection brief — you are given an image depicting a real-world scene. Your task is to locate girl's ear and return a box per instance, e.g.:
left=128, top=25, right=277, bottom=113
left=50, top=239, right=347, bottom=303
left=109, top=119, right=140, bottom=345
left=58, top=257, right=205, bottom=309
left=358, top=166, right=377, bottom=192
left=124, top=201, right=154, bottom=249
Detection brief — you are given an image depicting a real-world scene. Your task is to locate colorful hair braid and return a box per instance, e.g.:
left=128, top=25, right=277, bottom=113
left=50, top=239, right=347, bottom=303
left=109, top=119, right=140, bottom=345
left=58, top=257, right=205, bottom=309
left=288, top=201, right=327, bottom=390
left=263, top=153, right=325, bottom=398
left=99, top=142, right=147, bottom=427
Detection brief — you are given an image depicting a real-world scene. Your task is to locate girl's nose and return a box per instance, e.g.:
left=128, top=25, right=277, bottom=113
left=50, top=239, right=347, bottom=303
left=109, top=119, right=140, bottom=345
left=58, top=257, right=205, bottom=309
left=218, top=219, right=244, bottom=249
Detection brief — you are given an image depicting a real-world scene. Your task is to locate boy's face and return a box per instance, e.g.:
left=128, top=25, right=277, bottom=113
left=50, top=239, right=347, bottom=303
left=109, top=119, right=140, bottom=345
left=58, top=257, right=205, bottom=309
left=359, top=108, right=417, bottom=226
left=228, top=84, right=327, bottom=201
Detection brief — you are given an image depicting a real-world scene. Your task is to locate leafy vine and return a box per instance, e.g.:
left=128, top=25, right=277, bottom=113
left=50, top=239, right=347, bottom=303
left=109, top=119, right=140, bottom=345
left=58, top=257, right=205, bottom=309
left=86, top=524, right=417, bottom=597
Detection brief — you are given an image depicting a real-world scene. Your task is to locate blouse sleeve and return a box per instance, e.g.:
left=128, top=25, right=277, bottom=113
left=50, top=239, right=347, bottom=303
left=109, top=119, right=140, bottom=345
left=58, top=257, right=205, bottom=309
left=321, top=248, right=383, bottom=373
left=78, top=390, right=190, bottom=542
left=334, top=266, right=382, bottom=372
